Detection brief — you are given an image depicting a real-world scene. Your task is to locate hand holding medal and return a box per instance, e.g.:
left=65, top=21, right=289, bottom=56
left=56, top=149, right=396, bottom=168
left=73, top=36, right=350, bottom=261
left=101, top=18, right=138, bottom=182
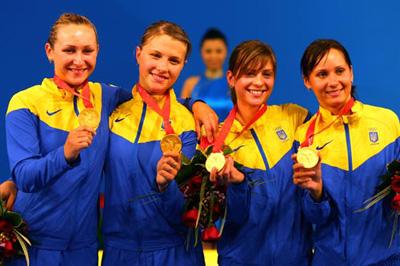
left=53, top=75, right=98, bottom=162
left=205, top=105, right=267, bottom=183
left=293, top=98, right=355, bottom=201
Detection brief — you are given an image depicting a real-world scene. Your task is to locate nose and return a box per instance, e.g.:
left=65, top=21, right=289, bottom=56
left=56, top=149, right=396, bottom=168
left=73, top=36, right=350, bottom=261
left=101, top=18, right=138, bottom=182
left=156, top=59, right=168, bottom=72
left=253, top=73, right=263, bottom=87
left=327, top=74, right=339, bottom=87
left=73, top=52, right=84, bottom=65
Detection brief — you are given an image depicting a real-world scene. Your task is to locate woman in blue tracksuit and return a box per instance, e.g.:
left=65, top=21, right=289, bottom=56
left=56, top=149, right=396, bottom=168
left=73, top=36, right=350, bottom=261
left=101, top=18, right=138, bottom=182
left=5, top=13, right=131, bottom=266
left=215, top=40, right=313, bottom=265
left=181, top=28, right=232, bottom=120
left=101, top=21, right=206, bottom=266
left=293, top=39, right=400, bottom=265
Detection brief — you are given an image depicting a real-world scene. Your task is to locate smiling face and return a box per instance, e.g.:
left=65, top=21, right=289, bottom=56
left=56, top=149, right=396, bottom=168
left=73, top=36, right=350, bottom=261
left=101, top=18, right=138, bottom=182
left=201, top=39, right=227, bottom=72
left=304, top=48, right=353, bottom=114
left=45, top=24, right=98, bottom=88
left=136, top=34, right=187, bottom=95
left=228, top=60, right=275, bottom=111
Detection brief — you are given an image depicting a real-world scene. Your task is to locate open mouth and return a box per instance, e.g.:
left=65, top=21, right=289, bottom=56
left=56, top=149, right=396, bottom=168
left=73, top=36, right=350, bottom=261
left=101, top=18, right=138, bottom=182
left=246, top=89, right=267, bottom=96
left=68, top=68, right=87, bottom=74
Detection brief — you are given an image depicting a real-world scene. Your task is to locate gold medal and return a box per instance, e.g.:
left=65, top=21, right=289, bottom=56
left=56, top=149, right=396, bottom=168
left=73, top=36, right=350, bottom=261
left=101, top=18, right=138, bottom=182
left=297, top=147, right=319, bottom=169
left=205, top=152, right=226, bottom=172
left=160, top=134, right=182, bottom=153
left=78, top=108, right=100, bottom=130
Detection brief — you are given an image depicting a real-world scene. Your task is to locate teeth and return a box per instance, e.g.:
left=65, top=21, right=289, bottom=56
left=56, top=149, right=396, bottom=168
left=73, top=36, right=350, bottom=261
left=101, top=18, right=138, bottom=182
left=248, top=90, right=264, bottom=96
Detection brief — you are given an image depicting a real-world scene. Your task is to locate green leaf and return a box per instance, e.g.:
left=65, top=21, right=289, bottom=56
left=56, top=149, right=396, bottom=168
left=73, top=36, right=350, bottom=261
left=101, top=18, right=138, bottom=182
left=5, top=211, right=23, bottom=227
left=14, top=229, right=31, bottom=266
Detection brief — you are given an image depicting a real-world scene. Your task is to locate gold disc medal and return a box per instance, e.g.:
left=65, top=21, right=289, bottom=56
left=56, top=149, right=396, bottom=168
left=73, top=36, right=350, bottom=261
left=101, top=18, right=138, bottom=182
left=205, top=152, right=226, bottom=172
left=160, top=134, right=182, bottom=153
left=297, top=147, right=319, bottom=169
left=78, top=108, right=100, bottom=130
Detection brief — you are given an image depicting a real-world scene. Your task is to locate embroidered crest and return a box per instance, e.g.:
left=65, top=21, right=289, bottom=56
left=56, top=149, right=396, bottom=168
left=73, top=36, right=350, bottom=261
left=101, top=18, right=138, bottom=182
left=369, top=129, right=379, bottom=143
left=275, top=127, right=288, bottom=141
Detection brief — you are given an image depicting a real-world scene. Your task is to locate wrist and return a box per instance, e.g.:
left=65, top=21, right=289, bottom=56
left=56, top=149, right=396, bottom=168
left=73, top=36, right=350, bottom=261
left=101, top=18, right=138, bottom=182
left=310, top=185, right=323, bottom=202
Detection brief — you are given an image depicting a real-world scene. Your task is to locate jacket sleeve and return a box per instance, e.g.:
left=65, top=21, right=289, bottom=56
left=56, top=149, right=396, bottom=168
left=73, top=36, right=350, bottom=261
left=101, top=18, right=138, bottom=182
left=6, top=108, right=79, bottom=193
left=226, top=175, right=250, bottom=225
left=302, top=188, right=333, bottom=225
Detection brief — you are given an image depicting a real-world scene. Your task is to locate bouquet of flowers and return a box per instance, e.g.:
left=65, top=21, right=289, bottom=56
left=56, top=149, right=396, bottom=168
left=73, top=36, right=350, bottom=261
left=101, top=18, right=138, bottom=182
left=176, top=140, right=242, bottom=247
left=0, top=201, right=31, bottom=266
left=356, top=159, right=400, bottom=247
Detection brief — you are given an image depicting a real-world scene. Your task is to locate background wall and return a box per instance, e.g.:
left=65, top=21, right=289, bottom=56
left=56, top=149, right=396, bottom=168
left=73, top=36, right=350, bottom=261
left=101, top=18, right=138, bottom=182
left=1, top=0, right=400, bottom=180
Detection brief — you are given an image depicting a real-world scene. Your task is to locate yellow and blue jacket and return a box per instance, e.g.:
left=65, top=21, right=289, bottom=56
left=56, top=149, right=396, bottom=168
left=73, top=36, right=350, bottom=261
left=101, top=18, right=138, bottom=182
left=102, top=87, right=204, bottom=265
left=6, top=78, right=130, bottom=251
left=217, top=104, right=313, bottom=266
left=295, top=101, right=400, bottom=266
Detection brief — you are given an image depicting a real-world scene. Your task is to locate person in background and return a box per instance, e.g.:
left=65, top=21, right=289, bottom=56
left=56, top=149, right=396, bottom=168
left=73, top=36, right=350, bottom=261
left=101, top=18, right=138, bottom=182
left=292, top=39, right=400, bottom=265
left=181, top=28, right=232, bottom=120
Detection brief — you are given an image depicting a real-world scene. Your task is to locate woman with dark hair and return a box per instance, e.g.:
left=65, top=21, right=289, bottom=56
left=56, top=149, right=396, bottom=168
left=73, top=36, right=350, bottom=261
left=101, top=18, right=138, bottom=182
left=213, top=40, right=312, bottom=265
left=181, top=28, right=232, bottom=120
left=293, top=39, right=400, bottom=265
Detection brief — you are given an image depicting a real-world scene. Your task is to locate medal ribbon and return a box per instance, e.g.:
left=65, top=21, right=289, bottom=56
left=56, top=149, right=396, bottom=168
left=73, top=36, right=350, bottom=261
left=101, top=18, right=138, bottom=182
left=212, top=104, right=267, bottom=152
left=53, top=75, right=93, bottom=108
left=300, top=98, right=355, bottom=147
left=137, top=83, right=174, bottom=135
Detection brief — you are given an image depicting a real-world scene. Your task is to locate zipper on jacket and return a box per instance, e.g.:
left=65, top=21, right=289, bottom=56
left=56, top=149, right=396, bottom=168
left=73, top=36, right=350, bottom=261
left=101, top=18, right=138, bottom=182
left=250, top=128, right=275, bottom=264
left=344, top=122, right=353, bottom=265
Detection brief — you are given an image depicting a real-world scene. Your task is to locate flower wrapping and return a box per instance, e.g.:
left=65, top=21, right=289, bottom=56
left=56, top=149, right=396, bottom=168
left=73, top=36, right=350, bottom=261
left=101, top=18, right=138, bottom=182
left=0, top=201, right=31, bottom=266
left=176, top=137, right=242, bottom=246
left=356, top=159, right=400, bottom=247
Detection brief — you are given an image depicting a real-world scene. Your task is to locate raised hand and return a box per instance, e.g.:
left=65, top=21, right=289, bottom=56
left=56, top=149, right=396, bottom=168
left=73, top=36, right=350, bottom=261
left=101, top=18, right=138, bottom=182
left=292, top=153, right=323, bottom=201
left=156, top=151, right=181, bottom=191
left=64, top=126, right=96, bottom=163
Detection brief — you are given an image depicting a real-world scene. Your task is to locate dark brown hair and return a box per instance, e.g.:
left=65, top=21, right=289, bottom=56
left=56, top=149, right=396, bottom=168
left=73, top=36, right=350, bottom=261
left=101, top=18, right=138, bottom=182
left=300, top=39, right=355, bottom=97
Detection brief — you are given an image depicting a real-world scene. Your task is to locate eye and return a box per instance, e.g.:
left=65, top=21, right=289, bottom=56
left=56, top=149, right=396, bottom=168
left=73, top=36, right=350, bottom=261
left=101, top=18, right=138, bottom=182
left=245, top=71, right=256, bottom=77
left=316, top=71, right=328, bottom=78
left=263, top=71, right=273, bottom=78
left=336, top=67, right=345, bottom=75
left=151, top=53, right=161, bottom=59
left=83, top=48, right=95, bottom=54
left=63, top=48, right=75, bottom=54
left=169, top=57, right=181, bottom=65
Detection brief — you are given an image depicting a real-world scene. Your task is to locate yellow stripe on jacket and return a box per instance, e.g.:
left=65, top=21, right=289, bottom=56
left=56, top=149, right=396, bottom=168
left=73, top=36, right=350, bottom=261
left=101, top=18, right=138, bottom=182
left=109, top=87, right=195, bottom=143
left=295, top=101, right=400, bottom=171
left=7, top=78, right=102, bottom=132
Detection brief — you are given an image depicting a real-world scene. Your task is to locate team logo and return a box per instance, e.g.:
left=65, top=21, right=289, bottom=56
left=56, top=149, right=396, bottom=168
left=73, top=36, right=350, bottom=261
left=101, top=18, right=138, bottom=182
left=369, top=129, right=379, bottom=143
left=275, top=127, right=288, bottom=141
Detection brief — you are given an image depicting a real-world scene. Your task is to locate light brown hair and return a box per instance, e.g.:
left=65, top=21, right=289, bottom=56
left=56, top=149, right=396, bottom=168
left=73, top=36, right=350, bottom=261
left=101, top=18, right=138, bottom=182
left=228, top=40, right=276, bottom=103
left=139, top=21, right=191, bottom=60
left=47, top=13, right=98, bottom=48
